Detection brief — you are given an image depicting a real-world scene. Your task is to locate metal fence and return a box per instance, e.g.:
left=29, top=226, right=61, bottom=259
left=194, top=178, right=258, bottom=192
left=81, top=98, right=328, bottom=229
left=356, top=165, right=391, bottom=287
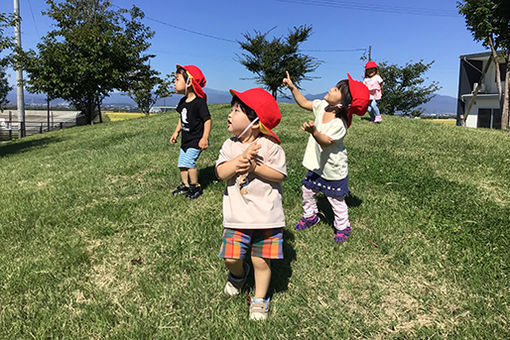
left=0, top=110, right=82, bottom=141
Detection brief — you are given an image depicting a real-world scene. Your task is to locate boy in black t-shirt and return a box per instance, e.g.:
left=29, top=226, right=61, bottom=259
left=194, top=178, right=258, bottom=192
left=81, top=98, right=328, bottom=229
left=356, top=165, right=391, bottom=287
left=170, top=65, right=211, bottom=199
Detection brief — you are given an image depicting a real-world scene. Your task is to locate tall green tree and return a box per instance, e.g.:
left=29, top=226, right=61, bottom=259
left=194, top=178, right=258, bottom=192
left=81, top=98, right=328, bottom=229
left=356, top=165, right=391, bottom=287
left=458, top=0, right=510, bottom=129
left=127, top=66, right=174, bottom=116
left=238, top=25, right=320, bottom=100
left=378, top=60, right=440, bottom=117
left=0, top=13, right=14, bottom=112
left=24, top=0, right=154, bottom=124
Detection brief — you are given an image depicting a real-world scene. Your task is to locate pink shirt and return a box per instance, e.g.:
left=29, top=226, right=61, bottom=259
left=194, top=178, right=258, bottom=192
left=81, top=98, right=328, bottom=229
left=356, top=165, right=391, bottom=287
left=363, top=75, right=383, bottom=100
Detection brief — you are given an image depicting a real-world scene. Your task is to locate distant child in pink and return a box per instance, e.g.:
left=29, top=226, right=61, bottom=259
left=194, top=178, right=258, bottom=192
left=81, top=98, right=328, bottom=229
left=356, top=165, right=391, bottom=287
left=363, top=61, right=384, bottom=123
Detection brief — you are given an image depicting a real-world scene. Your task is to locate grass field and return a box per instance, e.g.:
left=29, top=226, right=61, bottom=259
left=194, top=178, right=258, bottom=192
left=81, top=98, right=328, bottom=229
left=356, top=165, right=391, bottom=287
left=1, top=104, right=509, bottom=338
left=103, top=111, right=145, bottom=122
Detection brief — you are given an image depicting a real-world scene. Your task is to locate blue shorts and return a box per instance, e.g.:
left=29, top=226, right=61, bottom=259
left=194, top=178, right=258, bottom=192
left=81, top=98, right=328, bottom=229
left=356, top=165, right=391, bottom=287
left=177, top=147, right=201, bottom=168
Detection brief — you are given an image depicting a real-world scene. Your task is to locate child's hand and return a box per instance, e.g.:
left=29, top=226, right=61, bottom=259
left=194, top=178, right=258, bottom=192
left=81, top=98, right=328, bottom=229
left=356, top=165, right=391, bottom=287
left=236, top=143, right=260, bottom=174
left=282, top=71, right=296, bottom=90
left=198, top=137, right=209, bottom=150
left=301, top=120, right=316, bottom=134
left=234, top=157, right=253, bottom=174
left=170, top=132, right=179, bottom=144
left=242, top=143, right=261, bottom=161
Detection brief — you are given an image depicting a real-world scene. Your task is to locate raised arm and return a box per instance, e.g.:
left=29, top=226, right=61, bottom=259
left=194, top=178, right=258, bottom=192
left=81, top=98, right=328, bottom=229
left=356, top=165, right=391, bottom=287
left=283, top=71, right=313, bottom=111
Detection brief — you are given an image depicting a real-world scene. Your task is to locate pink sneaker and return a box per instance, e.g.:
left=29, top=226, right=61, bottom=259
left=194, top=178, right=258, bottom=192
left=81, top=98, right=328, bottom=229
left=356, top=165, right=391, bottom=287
left=374, top=116, right=382, bottom=123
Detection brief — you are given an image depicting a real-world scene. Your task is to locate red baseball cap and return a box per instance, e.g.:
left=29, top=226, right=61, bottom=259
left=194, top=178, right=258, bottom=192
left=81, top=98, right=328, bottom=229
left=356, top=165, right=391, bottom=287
left=365, top=61, right=378, bottom=69
left=229, top=88, right=281, bottom=143
left=346, top=73, right=370, bottom=128
left=176, top=64, right=207, bottom=101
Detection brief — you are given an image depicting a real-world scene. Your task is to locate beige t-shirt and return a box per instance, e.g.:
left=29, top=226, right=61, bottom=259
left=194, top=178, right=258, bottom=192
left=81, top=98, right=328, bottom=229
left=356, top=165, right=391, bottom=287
left=216, top=135, right=287, bottom=229
left=302, top=100, right=348, bottom=180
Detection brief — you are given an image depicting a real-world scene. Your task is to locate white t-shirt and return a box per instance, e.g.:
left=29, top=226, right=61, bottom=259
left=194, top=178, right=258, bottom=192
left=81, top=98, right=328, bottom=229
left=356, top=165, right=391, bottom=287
left=216, top=135, right=287, bottom=229
left=302, top=100, right=348, bottom=181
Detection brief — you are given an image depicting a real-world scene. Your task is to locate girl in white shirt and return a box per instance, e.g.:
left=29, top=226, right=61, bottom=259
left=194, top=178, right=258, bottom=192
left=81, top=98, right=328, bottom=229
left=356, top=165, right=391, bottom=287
left=283, top=72, right=369, bottom=242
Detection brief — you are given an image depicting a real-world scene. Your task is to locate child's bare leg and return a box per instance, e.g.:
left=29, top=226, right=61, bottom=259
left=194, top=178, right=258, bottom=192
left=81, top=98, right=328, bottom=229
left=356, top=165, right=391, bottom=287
left=251, top=256, right=271, bottom=298
left=188, top=168, right=198, bottom=185
left=179, top=168, right=189, bottom=185
left=224, top=258, right=244, bottom=277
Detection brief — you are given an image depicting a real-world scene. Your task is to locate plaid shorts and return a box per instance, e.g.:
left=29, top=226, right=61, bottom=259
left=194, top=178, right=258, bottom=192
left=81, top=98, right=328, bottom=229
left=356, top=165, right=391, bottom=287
left=219, top=228, right=284, bottom=259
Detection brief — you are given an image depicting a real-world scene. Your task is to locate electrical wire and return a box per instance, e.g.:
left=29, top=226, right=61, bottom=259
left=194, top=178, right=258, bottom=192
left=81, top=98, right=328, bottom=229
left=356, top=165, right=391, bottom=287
left=111, top=3, right=236, bottom=43
left=24, top=0, right=40, bottom=36
left=111, top=2, right=367, bottom=53
left=275, top=0, right=459, bottom=18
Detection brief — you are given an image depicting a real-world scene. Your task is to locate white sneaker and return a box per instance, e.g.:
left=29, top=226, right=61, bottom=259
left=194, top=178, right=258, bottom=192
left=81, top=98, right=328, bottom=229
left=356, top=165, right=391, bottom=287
left=249, top=297, right=270, bottom=321
left=223, top=262, right=250, bottom=297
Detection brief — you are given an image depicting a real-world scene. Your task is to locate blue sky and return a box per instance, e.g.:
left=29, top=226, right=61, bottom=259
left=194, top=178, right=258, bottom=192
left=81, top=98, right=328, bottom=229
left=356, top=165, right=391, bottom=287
left=1, top=0, right=484, bottom=98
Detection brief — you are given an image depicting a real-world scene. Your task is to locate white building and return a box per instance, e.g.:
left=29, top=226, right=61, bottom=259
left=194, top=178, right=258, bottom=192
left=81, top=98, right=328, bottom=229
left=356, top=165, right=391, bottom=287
left=457, top=51, right=508, bottom=128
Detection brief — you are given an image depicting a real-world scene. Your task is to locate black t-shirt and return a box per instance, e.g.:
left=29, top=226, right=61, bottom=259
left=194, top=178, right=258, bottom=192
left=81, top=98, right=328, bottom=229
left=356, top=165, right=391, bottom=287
left=176, top=96, right=211, bottom=151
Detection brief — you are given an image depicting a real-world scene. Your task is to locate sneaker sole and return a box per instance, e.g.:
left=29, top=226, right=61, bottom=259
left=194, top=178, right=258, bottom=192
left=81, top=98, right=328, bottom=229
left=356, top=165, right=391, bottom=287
left=186, top=192, right=203, bottom=199
left=249, top=312, right=268, bottom=321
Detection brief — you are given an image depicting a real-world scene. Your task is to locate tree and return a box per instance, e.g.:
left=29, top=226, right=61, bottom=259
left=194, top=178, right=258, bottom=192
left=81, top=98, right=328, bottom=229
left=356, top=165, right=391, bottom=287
left=238, top=25, right=320, bottom=99
left=378, top=60, right=440, bottom=117
left=0, top=13, right=15, bottom=112
left=24, top=0, right=154, bottom=124
left=458, top=0, right=510, bottom=129
left=127, top=66, right=174, bottom=116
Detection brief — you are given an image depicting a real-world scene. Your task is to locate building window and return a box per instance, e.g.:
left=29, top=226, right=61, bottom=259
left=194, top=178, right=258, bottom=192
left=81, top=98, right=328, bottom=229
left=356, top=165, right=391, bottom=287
left=478, top=108, right=502, bottom=129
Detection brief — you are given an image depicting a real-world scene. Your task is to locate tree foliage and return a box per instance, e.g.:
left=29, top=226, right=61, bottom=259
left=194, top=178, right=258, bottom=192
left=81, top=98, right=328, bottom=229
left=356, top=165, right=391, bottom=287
left=457, top=0, right=509, bottom=49
left=0, top=13, right=15, bottom=111
left=238, top=25, right=320, bottom=99
left=378, top=60, right=440, bottom=117
left=23, top=0, right=154, bottom=124
left=458, top=0, right=510, bottom=129
left=127, top=66, right=174, bottom=116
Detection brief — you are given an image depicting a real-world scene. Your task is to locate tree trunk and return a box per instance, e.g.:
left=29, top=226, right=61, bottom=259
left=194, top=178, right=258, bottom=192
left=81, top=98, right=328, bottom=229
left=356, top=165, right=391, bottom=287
left=502, top=53, right=510, bottom=131
left=489, top=36, right=503, bottom=109
left=463, top=54, right=494, bottom=126
left=97, top=98, right=103, bottom=123
left=46, top=96, right=50, bottom=132
left=87, top=98, right=95, bottom=125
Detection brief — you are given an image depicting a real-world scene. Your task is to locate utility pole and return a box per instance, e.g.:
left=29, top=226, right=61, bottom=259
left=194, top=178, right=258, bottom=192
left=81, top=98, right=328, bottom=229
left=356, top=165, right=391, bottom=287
left=14, top=0, right=26, bottom=138
left=368, top=45, right=372, bottom=61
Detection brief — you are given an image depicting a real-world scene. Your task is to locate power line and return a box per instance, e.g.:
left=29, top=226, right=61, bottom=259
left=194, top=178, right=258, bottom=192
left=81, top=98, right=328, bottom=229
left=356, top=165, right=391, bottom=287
left=275, top=0, right=459, bottom=18
left=112, top=3, right=367, bottom=53
left=111, top=3, right=237, bottom=43
left=302, top=48, right=366, bottom=53
left=24, top=0, right=40, bottom=37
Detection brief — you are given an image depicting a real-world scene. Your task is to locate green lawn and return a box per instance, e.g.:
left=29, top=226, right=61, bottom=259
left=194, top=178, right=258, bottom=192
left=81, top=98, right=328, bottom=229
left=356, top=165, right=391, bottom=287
left=1, top=103, right=509, bottom=339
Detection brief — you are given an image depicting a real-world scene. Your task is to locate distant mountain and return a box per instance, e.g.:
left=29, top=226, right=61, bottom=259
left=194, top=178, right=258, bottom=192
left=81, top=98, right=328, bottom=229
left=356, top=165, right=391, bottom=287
left=6, top=87, right=233, bottom=106
left=6, top=89, right=458, bottom=115
left=419, top=94, right=457, bottom=115
left=303, top=92, right=457, bottom=115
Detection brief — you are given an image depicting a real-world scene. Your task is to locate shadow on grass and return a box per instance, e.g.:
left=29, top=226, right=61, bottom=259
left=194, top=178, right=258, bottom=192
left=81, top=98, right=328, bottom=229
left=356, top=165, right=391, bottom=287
left=0, top=136, right=61, bottom=158
left=243, top=229, right=297, bottom=298
left=317, top=193, right=363, bottom=230
left=198, top=165, right=218, bottom=190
